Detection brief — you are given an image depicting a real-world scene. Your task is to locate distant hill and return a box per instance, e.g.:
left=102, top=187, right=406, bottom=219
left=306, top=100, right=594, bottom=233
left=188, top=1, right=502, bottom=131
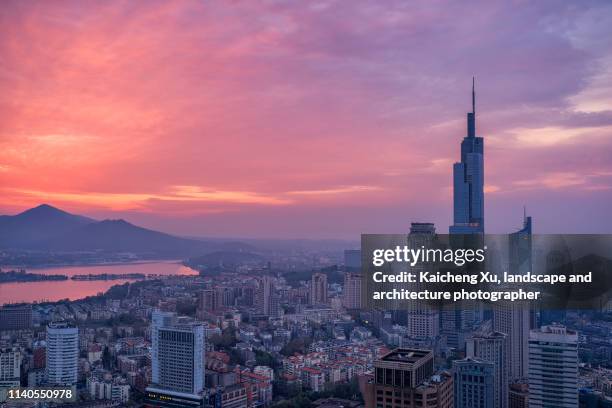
left=0, top=204, right=94, bottom=248
left=0, top=204, right=253, bottom=258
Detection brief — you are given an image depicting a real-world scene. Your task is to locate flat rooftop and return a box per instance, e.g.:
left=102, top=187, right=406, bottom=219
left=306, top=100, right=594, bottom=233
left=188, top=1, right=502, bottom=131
left=380, top=348, right=432, bottom=364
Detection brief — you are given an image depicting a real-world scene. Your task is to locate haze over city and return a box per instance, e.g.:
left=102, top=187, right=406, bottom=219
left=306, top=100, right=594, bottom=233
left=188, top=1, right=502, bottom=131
left=2, top=1, right=612, bottom=238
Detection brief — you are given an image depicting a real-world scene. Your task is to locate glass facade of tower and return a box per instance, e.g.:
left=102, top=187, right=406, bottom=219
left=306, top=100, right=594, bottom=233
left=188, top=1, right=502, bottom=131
left=450, top=81, right=484, bottom=234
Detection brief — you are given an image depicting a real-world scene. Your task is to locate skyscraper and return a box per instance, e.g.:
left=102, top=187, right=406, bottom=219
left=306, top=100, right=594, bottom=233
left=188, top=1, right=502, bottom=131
left=508, top=210, right=532, bottom=276
left=493, top=302, right=529, bottom=383
left=466, top=331, right=508, bottom=408
left=406, top=223, right=439, bottom=338
left=528, top=324, right=578, bottom=408
left=311, top=272, right=328, bottom=306
left=450, top=78, right=484, bottom=234
left=146, top=310, right=205, bottom=407
left=453, top=358, right=495, bottom=408
left=46, top=321, right=79, bottom=386
left=493, top=212, right=533, bottom=381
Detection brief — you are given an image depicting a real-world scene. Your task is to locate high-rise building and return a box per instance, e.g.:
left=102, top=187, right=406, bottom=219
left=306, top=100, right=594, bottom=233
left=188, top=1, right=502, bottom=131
left=466, top=331, right=508, bottom=408
left=539, top=248, right=570, bottom=326
left=217, top=286, right=236, bottom=308
left=311, top=272, right=328, bottom=306
left=343, top=272, right=362, bottom=310
left=511, top=211, right=537, bottom=330
left=450, top=78, right=484, bottom=234
left=453, top=358, right=495, bottom=408
left=493, top=212, right=533, bottom=382
left=146, top=310, right=205, bottom=407
left=198, top=289, right=220, bottom=313
left=0, top=304, right=33, bottom=331
left=509, top=211, right=532, bottom=277
left=255, top=275, right=278, bottom=316
left=492, top=302, right=529, bottom=383
left=508, top=381, right=528, bottom=408
left=46, top=321, right=78, bottom=386
left=363, top=348, right=452, bottom=408
left=528, top=324, right=578, bottom=408
left=406, top=223, right=440, bottom=338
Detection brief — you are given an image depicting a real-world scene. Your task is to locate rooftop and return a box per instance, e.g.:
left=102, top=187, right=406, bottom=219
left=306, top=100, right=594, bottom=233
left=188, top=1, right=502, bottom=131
left=380, top=348, right=432, bottom=364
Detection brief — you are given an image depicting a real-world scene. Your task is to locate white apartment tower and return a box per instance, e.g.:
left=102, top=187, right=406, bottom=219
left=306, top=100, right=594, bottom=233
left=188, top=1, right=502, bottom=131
left=46, top=321, right=79, bottom=386
left=528, top=324, right=578, bottom=408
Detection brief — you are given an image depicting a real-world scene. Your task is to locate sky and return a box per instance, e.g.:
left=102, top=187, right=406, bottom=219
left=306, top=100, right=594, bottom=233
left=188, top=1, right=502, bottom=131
left=1, top=0, right=612, bottom=239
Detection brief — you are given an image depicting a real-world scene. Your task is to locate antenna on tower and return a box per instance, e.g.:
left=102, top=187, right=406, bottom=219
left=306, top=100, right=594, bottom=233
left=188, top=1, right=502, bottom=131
left=466, top=77, right=477, bottom=138
left=472, top=76, right=476, bottom=115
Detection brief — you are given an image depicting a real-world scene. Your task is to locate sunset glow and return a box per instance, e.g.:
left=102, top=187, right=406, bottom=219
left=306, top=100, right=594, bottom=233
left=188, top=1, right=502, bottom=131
left=1, top=1, right=612, bottom=237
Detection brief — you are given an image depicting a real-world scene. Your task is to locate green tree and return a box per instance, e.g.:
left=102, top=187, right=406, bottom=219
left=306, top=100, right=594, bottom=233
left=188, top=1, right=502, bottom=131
left=255, top=350, right=279, bottom=369
left=280, top=337, right=311, bottom=357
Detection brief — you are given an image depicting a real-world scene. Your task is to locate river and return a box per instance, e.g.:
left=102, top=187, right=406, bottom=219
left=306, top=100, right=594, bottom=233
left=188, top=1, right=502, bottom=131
left=0, top=261, right=198, bottom=305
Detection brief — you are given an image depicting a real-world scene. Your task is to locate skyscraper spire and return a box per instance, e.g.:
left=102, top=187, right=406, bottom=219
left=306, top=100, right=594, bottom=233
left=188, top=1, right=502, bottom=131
left=467, top=77, right=476, bottom=138
left=472, top=76, right=476, bottom=115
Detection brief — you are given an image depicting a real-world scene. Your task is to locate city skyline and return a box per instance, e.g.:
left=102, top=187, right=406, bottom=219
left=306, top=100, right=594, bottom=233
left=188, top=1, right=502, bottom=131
left=2, top=1, right=612, bottom=238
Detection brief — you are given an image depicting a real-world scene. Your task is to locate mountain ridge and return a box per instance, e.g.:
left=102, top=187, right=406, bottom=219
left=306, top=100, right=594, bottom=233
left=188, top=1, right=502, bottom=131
left=0, top=204, right=256, bottom=257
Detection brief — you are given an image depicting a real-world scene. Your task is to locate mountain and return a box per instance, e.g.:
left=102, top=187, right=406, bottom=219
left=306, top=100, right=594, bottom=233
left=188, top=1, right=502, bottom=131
left=0, top=204, right=246, bottom=257
left=0, top=204, right=95, bottom=248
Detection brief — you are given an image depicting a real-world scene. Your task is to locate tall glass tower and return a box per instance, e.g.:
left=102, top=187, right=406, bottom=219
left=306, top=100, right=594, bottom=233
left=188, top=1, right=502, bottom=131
left=450, top=78, right=484, bottom=234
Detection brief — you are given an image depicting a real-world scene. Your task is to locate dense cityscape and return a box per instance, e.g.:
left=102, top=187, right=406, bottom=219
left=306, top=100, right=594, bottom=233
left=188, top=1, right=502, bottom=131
left=2, top=240, right=612, bottom=408
left=1, top=84, right=611, bottom=408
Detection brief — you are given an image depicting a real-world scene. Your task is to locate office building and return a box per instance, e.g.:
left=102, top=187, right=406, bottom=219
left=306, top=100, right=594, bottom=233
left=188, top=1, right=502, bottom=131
left=364, top=348, right=452, bottom=408
left=46, top=321, right=79, bottom=386
left=466, top=331, right=508, bottom=408
left=528, top=324, right=578, bottom=408
left=453, top=358, right=495, bottom=408
left=0, top=304, right=33, bottom=331
left=146, top=310, right=205, bottom=407
left=450, top=78, right=484, bottom=234
left=311, top=272, right=328, bottom=306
